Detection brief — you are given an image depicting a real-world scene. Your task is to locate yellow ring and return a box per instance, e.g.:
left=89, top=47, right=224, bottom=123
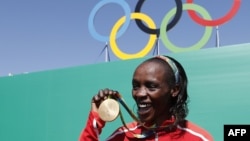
left=110, top=13, right=157, bottom=60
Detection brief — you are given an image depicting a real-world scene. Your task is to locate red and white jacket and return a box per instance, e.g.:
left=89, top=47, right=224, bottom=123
left=79, top=111, right=214, bottom=141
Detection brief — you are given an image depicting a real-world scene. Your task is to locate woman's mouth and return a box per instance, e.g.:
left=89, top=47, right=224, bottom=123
left=137, top=103, right=152, bottom=115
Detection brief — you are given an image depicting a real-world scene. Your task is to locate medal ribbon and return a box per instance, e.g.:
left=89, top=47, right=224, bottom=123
left=114, top=94, right=160, bottom=139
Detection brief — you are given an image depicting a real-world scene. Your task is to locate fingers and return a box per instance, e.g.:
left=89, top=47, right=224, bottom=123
left=91, top=88, right=119, bottom=110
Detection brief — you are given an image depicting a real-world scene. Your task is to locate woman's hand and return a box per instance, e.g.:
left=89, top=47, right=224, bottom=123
left=91, top=88, right=119, bottom=112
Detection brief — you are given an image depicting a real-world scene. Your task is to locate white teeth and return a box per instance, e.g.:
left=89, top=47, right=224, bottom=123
left=139, top=104, right=146, bottom=108
left=138, top=104, right=151, bottom=108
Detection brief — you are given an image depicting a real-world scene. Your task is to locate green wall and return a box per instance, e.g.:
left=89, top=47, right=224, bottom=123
left=1, top=43, right=250, bottom=141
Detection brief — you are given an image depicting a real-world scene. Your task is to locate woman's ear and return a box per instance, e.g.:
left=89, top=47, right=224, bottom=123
left=171, top=84, right=180, bottom=97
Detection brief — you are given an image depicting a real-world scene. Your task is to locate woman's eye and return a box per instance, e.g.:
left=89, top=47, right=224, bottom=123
left=148, top=87, right=156, bottom=91
left=149, top=85, right=157, bottom=88
left=132, top=84, right=139, bottom=90
left=147, top=83, right=158, bottom=90
left=148, top=83, right=157, bottom=88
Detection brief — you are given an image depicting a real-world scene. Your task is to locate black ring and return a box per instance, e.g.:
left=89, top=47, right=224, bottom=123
left=134, top=0, right=183, bottom=37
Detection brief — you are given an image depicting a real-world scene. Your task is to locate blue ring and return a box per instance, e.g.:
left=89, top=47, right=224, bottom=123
left=88, top=0, right=131, bottom=42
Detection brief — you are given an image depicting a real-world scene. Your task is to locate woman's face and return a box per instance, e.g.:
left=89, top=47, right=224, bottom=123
left=132, top=61, right=173, bottom=125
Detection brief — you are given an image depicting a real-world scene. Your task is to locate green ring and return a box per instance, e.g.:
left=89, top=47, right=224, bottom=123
left=160, top=4, right=213, bottom=53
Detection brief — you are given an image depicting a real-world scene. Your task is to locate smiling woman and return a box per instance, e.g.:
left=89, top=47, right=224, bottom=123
left=79, top=55, right=214, bottom=141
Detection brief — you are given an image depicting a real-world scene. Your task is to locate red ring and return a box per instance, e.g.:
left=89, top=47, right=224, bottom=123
left=186, top=0, right=241, bottom=26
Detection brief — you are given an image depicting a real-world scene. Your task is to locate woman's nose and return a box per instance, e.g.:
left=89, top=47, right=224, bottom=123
left=136, top=87, right=147, bottom=97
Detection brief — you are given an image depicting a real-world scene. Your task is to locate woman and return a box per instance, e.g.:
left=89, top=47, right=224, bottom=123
left=79, top=55, right=213, bottom=141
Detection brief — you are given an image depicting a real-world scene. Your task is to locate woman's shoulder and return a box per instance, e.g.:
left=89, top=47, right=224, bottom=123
left=178, top=120, right=214, bottom=141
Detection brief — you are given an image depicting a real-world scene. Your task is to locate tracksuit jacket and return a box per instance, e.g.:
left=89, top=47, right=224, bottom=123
left=79, top=111, right=214, bottom=141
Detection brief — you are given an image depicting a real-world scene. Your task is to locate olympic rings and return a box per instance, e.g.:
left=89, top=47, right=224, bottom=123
left=88, top=1, right=241, bottom=59
left=134, top=0, right=183, bottom=37
left=186, top=0, right=241, bottom=26
left=160, top=4, right=213, bottom=52
left=110, top=13, right=157, bottom=60
left=88, top=0, right=131, bottom=42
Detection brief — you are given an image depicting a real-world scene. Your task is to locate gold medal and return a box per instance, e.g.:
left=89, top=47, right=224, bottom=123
left=98, top=99, right=120, bottom=122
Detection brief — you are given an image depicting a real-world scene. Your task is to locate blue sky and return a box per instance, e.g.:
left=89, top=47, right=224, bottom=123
left=0, top=0, right=249, bottom=77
